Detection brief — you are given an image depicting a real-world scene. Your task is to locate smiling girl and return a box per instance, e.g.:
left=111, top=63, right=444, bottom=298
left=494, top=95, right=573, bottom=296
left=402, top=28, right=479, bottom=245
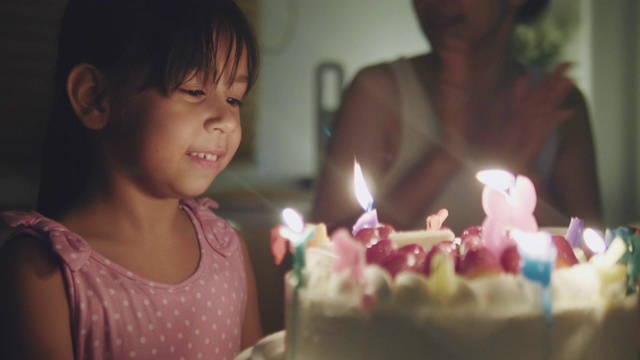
left=0, top=1, right=263, bottom=358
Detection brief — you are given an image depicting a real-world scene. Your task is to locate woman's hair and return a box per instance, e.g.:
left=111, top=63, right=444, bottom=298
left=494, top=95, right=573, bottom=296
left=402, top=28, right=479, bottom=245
left=517, top=0, right=550, bottom=24
left=37, top=0, right=259, bottom=218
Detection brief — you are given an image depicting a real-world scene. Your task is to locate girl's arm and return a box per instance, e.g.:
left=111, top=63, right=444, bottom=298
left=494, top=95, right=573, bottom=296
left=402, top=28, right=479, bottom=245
left=238, top=233, right=263, bottom=350
left=0, top=235, right=74, bottom=359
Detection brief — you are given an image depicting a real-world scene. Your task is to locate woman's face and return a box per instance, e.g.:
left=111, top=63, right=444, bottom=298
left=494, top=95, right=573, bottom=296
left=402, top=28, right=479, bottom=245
left=413, top=0, right=522, bottom=50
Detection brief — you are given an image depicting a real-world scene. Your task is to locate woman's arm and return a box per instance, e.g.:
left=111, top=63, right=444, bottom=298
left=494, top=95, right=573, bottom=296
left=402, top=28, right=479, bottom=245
left=0, top=236, right=74, bottom=359
left=378, top=144, right=462, bottom=229
left=311, top=64, right=400, bottom=231
left=313, top=65, right=461, bottom=230
left=238, top=233, right=263, bottom=350
left=546, top=87, right=603, bottom=228
left=312, top=62, right=463, bottom=230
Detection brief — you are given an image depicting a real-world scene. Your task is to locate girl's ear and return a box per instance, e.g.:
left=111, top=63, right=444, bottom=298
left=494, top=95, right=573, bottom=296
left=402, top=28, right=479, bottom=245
left=67, top=63, right=109, bottom=130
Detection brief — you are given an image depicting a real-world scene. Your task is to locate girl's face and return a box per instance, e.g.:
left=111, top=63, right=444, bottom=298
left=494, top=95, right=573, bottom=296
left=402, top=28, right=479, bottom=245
left=104, top=47, right=249, bottom=199
left=413, top=0, right=521, bottom=49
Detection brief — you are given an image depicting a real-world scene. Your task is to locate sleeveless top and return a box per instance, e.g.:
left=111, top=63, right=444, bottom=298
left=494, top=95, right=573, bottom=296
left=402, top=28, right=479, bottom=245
left=2, top=197, right=247, bottom=360
left=379, top=58, right=559, bottom=233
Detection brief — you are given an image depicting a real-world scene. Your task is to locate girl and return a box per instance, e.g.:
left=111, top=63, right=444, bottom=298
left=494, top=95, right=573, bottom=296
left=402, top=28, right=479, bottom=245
left=0, top=0, right=263, bottom=358
left=312, top=0, right=601, bottom=234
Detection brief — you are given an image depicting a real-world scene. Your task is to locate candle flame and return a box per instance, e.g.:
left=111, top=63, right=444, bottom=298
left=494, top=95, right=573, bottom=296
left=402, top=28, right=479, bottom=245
left=282, top=208, right=304, bottom=233
left=354, top=160, right=374, bottom=211
left=584, top=228, right=606, bottom=254
left=476, top=169, right=516, bottom=193
left=512, top=230, right=553, bottom=259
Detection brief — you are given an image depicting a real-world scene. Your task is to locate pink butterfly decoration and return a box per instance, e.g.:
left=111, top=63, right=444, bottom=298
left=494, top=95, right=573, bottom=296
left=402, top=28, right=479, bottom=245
left=481, top=175, right=538, bottom=257
left=332, top=229, right=366, bottom=279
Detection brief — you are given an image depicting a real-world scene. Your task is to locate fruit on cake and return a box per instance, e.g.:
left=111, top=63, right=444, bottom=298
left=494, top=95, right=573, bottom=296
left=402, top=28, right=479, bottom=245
left=268, top=170, right=639, bottom=360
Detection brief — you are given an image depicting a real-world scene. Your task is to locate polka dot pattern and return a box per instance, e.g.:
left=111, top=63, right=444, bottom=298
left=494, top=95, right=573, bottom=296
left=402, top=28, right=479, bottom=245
left=4, top=198, right=247, bottom=359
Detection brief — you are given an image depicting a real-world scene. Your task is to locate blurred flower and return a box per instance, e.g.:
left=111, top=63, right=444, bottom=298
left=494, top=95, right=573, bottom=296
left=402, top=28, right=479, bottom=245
left=512, top=11, right=576, bottom=70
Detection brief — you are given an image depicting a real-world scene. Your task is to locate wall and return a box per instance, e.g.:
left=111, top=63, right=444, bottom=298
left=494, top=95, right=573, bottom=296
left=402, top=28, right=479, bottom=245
left=0, top=0, right=638, bottom=335
left=212, top=0, right=428, bottom=190
left=214, top=0, right=640, bottom=228
left=589, top=0, right=639, bottom=227
left=2, top=1, right=635, bottom=225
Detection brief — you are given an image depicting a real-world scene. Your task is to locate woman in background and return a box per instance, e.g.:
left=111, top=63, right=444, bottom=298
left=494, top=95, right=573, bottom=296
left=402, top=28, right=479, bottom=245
left=312, top=0, right=601, bottom=234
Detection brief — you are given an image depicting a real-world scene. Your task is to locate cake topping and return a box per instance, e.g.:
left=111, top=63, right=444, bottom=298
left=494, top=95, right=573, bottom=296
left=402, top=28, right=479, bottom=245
left=352, top=159, right=379, bottom=235
left=477, top=169, right=538, bottom=258
left=565, top=217, right=584, bottom=247
left=269, top=167, right=640, bottom=321
left=332, top=229, right=366, bottom=279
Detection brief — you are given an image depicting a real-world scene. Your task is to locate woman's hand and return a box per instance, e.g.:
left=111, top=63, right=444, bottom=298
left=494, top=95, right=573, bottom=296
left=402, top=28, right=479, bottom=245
left=498, top=63, right=575, bottom=169
left=439, top=55, right=576, bottom=173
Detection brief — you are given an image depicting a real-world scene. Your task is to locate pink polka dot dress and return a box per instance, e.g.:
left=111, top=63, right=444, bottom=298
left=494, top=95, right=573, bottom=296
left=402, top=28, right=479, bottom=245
left=2, top=198, right=248, bottom=360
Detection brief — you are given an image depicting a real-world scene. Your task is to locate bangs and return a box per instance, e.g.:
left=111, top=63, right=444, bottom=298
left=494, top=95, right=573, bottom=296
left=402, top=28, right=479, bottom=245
left=115, top=0, right=259, bottom=95
left=158, top=7, right=259, bottom=93
left=39, top=0, right=259, bottom=218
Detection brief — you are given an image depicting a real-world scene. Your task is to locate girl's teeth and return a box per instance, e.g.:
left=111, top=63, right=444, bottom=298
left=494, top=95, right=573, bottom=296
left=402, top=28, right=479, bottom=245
left=189, top=152, right=218, bottom=161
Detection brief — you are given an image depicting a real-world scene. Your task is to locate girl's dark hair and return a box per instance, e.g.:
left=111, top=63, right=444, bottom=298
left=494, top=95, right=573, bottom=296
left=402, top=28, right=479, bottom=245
left=517, top=0, right=550, bottom=24
left=37, top=0, right=259, bottom=218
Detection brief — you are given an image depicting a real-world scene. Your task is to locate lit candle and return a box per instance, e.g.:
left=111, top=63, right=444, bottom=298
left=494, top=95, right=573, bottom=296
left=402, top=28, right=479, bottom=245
left=512, top=230, right=557, bottom=322
left=565, top=217, right=584, bottom=248
left=622, top=232, right=640, bottom=293
left=585, top=228, right=628, bottom=293
left=605, top=227, right=640, bottom=293
left=583, top=228, right=606, bottom=255
left=352, top=160, right=379, bottom=235
left=476, top=169, right=538, bottom=257
left=280, top=208, right=315, bottom=285
left=280, top=208, right=314, bottom=360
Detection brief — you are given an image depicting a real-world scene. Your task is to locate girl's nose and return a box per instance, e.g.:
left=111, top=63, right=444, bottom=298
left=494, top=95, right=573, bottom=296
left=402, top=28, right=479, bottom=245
left=205, top=97, right=239, bottom=134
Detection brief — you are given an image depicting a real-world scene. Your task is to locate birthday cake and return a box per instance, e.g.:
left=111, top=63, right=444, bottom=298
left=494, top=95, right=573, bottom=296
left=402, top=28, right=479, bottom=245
left=262, top=171, right=639, bottom=360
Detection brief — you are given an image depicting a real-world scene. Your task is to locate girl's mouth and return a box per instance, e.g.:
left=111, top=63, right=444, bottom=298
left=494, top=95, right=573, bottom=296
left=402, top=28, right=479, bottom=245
left=187, top=151, right=219, bottom=162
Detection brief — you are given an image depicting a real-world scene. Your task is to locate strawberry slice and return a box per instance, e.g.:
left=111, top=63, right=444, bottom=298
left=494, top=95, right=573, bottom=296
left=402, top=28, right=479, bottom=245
left=458, top=246, right=503, bottom=278
left=365, top=239, right=397, bottom=265
left=500, top=244, right=521, bottom=274
left=551, top=235, right=579, bottom=268
left=354, top=224, right=394, bottom=248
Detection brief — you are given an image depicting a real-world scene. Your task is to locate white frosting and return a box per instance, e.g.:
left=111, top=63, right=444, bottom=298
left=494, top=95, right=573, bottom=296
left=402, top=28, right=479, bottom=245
left=285, top=238, right=639, bottom=360
left=389, top=229, right=455, bottom=248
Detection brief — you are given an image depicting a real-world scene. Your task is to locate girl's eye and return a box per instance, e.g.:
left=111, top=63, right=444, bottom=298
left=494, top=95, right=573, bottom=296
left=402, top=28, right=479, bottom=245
left=181, top=89, right=206, bottom=97
left=226, top=97, right=243, bottom=107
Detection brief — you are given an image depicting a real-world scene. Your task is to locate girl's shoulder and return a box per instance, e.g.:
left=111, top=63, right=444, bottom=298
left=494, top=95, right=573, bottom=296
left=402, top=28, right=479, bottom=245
left=0, top=235, right=72, bottom=358
left=0, top=228, right=59, bottom=276
left=1, top=211, right=90, bottom=272
left=180, top=197, right=240, bottom=258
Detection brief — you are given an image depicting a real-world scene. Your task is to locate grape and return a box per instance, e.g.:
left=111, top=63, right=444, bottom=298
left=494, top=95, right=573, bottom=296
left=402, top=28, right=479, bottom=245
left=354, top=224, right=395, bottom=248
left=380, top=252, right=411, bottom=278
left=461, top=225, right=482, bottom=239
left=551, top=235, right=579, bottom=268
left=398, top=244, right=428, bottom=273
left=458, top=246, right=503, bottom=278
left=500, top=244, right=521, bottom=274
left=366, top=239, right=397, bottom=265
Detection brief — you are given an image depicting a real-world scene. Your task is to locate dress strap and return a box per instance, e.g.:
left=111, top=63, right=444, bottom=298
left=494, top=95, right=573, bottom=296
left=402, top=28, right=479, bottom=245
left=180, top=198, right=239, bottom=258
left=1, top=211, right=92, bottom=271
